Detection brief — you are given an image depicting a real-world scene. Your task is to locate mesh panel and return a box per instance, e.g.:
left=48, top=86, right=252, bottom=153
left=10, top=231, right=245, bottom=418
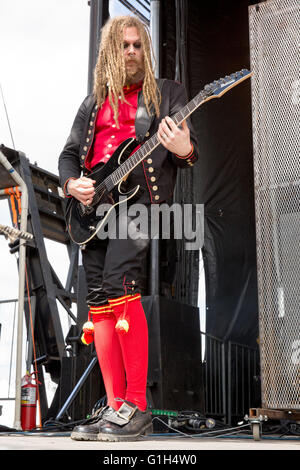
left=249, top=0, right=300, bottom=410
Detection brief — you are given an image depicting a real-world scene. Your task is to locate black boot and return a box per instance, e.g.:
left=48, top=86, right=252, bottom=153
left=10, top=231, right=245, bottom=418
left=97, top=400, right=153, bottom=441
left=71, top=406, right=115, bottom=441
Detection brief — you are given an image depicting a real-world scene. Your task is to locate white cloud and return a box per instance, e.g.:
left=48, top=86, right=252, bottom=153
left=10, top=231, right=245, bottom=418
left=0, top=0, right=90, bottom=174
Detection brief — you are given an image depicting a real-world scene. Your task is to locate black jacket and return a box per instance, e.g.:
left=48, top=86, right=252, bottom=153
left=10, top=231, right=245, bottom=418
left=58, top=79, right=199, bottom=205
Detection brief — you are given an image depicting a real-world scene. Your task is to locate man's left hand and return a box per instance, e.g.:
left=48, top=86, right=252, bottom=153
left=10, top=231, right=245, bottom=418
left=157, top=116, right=192, bottom=156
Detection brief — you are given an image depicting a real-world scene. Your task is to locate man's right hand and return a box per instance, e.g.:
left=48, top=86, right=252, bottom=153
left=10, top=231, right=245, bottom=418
left=67, top=177, right=96, bottom=205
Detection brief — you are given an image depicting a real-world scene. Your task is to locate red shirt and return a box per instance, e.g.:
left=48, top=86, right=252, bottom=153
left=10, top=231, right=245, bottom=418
left=86, top=81, right=143, bottom=170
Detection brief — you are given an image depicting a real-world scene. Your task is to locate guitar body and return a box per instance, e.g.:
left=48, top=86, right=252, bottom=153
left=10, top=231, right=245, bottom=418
left=67, top=138, right=142, bottom=245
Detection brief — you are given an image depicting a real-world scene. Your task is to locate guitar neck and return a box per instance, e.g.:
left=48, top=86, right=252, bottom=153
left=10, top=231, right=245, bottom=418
left=107, top=90, right=206, bottom=188
left=105, top=69, right=252, bottom=189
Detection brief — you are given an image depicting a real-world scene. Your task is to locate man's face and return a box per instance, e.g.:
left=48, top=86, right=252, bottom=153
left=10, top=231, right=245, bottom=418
left=123, top=26, right=144, bottom=84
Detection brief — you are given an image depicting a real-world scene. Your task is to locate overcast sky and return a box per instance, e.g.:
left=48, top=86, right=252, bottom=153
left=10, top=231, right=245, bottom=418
left=0, top=0, right=137, bottom=428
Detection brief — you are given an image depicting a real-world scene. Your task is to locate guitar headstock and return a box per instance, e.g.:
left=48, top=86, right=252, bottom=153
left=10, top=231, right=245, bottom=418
left=204, top=69, right=252, bottom=98
left=170, top=69, right=253, bottom=127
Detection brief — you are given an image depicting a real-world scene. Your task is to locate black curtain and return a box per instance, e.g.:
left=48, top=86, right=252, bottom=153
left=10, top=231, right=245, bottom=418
left=160, top=0, right=260, bottom=347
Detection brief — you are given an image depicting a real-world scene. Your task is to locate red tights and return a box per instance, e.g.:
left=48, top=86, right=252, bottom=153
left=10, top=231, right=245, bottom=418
left=91, top=294, right=148, bottom=411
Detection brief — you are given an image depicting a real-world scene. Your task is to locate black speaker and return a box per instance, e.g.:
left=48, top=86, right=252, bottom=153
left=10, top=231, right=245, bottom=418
left=142, top=295, right=205, bottom=413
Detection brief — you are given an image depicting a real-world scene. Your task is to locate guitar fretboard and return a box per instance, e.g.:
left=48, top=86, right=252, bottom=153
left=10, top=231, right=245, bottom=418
left=105, top=90, right=207, bottom=190
left=101, top=69, right=251, bottom=190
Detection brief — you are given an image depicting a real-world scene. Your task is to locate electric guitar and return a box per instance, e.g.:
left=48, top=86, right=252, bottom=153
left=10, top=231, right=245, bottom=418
left=66, top=69, right=252, bottom=245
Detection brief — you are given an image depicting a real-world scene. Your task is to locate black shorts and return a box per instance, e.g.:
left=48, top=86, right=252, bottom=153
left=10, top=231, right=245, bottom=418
left=81, top=206, right=152, bottom=306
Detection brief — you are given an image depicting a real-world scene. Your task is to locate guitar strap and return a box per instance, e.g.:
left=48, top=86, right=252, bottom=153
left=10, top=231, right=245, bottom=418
left=135, top=78, right=166, bottom=143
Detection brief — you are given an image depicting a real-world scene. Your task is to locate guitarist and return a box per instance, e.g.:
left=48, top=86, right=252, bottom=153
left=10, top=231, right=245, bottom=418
left=58, top=15, right=199, bottom=442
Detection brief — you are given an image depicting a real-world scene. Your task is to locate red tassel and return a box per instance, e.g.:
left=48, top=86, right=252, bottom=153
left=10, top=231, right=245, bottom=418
left=81, top=321, right=94, bottom=345
left=115, top=300, right=130, bottom=335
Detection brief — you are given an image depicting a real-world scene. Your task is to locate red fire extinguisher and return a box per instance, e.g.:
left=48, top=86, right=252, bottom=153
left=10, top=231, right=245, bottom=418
left=21, top=372, right=40, bottom=431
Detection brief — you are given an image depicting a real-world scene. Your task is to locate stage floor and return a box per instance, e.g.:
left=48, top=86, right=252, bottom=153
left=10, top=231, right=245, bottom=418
left=0, top=432, right=298, bottom=451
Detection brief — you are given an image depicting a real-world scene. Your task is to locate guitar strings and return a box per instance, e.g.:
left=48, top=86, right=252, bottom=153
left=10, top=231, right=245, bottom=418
left=81, top=70, right=245, bottom=213
left=86, top=95, right=200, bottom=210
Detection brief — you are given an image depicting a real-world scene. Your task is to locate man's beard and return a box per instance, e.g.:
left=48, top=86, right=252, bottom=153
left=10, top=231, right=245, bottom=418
left=125, top=60, right=145, bottom=85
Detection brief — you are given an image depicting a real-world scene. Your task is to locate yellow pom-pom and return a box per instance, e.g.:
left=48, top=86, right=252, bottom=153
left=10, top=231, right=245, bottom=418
left=115, top=319, right=129, bottom=334
left=81, top=321, right=94, bottom=345
left=81, top=333, right=89, bottom=345
left=83, top=321, right=94, bottom=333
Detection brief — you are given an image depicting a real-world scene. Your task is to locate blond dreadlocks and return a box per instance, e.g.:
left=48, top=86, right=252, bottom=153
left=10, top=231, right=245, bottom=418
left=93, top=15, right=161, bottom=127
